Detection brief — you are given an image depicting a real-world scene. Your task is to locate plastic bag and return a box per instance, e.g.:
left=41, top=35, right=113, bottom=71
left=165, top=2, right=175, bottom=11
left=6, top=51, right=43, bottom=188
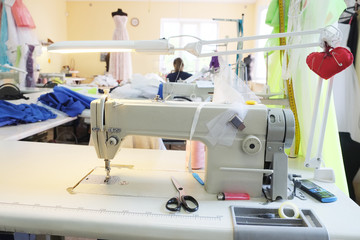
left=11, top=0, right=36, bottom=28
left=212, top=57, right=260, bottom=104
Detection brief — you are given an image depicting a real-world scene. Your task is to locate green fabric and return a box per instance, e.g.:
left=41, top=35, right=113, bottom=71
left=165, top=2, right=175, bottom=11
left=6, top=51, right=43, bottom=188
left=265, top=0, right=290, bottom=28
left=266, top=50, right=284, bottom=98
left=265, top=0, right=290, bottom=52
left=265, top=0, right=348, bottom=194
left=15, top=46, right=21, bottom=67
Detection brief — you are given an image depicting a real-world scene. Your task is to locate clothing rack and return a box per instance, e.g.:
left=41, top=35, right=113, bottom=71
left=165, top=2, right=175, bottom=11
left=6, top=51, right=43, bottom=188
left=340, top=2, right=360, bottom=20
left=213, top=14, right=245, bottom=78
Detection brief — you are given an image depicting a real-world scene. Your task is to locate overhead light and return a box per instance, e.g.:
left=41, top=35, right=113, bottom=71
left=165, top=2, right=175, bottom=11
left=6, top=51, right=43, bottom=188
left=48, top=39, right=175, bottom=54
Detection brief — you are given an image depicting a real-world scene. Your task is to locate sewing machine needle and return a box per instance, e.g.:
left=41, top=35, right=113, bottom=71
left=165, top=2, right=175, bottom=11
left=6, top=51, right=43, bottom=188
left=104, top=159, right=111, bottom=183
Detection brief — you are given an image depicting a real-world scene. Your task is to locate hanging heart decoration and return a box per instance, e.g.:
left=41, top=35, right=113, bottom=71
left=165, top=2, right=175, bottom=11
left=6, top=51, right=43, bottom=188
left=306, top=46, right=353, bottom=80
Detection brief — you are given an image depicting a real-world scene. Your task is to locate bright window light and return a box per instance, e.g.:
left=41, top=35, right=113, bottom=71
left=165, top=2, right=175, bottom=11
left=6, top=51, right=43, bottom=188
left=253, top=7, right=273, bottom=83
left=160, top=18, right=219, bottom=76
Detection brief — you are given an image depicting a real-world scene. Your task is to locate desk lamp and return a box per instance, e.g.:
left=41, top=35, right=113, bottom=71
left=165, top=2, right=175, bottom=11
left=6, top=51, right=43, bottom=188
left=303, top=29, right=353, bottom=183
left=48, top=29, right=323, bottom=56
left=47, top=39, right=175, bottom=54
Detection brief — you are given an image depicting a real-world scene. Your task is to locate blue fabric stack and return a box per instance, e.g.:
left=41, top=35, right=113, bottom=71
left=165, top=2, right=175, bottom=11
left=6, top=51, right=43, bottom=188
left=38, top=86, right=97, bottom=117
left=0, top=100, right=57, bottom=127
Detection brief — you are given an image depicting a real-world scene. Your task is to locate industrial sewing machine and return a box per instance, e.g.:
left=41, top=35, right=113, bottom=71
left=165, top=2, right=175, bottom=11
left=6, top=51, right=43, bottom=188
left=90, top=96, right=295, bottom=200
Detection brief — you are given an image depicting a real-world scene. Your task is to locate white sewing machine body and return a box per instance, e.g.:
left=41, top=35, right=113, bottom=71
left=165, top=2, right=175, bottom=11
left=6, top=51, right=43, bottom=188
left=91, top=97, right=294, bottom=200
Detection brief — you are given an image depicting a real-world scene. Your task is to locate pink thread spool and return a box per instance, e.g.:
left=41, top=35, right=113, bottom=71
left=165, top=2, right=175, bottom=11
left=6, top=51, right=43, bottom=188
left=186, top=140, right=205, bottom=170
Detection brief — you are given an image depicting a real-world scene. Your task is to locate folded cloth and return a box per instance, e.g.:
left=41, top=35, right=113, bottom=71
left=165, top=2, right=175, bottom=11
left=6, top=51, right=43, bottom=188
left=0, top=100, right=57, bottom=127
left=38, top=86, right=97, bottom=117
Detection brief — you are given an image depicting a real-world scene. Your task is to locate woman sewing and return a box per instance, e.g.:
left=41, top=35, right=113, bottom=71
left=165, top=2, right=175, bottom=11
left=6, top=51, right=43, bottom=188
left=166, top=58, right=192, bottom=82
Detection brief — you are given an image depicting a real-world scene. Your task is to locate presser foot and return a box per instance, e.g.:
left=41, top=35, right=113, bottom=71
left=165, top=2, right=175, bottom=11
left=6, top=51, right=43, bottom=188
left=104, top=159, right=111, bottom=183
left=104, top=174, right=111, bottom=183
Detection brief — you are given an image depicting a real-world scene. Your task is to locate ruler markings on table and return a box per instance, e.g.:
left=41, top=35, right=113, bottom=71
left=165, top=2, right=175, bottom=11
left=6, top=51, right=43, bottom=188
left=0, top=201, right=223, bottom=222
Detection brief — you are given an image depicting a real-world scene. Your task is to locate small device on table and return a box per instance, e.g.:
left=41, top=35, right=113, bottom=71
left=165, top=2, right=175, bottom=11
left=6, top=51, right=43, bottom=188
left=299, top=179, right=337, bottom=203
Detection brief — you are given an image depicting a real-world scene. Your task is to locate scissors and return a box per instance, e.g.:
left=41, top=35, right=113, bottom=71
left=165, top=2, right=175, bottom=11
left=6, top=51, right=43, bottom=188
left=166, top=177, right=199, bottom=212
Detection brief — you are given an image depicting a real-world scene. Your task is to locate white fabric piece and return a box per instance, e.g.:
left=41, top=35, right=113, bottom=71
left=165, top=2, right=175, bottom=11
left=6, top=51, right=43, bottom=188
left=110, top=84, right=142, bottom=99
left=17, top=27, right=39, bottom=46
left=92, top=74, right=118, bottom=87
left=206, top=104, right=248, bottom=146
left=109, top=15, right=132, bottom=84
left=333, top=23, right=360, bottom=143
left=319, top=25, right=342, bottom=49
left=213, top=58, right=260, bottom=104
left=110, top=73, right=163, bottom=99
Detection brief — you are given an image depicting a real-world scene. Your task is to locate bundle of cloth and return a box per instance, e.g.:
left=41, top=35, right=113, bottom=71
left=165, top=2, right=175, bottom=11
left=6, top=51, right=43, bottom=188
left=0, top=100, right=56, bottom=127
left=110, top=73, right=164, bottom=99
left=38, top=86, right=97, bottom=117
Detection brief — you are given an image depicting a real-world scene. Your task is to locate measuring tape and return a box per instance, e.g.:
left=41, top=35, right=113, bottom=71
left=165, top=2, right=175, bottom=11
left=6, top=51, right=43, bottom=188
left=278, top=0, right=286, bottom=54
left=286, top=79, right=300, bottom=155
left=278, top=0, right=300, bottom=156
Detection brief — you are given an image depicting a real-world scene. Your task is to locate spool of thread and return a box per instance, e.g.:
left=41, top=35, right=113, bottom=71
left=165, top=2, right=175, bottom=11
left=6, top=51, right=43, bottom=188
left=278, top=201, right=300, bottom=219
left=186, top=140, right=205, bottom=170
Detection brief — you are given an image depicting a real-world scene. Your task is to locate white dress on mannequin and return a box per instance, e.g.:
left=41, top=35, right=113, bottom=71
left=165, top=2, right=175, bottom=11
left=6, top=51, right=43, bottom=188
left=109, top=15, right=132, bottom=84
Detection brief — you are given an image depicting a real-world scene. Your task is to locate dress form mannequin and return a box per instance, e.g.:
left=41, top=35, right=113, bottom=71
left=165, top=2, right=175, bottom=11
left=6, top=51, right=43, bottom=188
left=112, top=8, right=127, bottom=17
left=109, top=9, right=132, bottom=84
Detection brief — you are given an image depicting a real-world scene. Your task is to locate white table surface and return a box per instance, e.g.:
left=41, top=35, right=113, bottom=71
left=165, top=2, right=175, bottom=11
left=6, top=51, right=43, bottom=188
left=0, top=141, right=359, bottom=240
left=0, top=91, right=76, bottom=141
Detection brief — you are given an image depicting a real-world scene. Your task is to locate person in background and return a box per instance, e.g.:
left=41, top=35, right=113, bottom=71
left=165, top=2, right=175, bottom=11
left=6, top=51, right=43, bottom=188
left=166, top=58, right=192, bottom=82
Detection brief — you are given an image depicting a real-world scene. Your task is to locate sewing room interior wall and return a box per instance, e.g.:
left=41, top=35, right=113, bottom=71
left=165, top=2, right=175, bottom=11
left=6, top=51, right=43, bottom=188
left=65, top=1, right=266, bottom=79
left=23, top=0, right=68, bottom=73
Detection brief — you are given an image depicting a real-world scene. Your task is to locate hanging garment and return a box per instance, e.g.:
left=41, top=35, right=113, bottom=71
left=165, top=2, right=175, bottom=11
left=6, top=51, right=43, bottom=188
left=109, top=15, right=132, bottom=84
left=11, top=0, right=35, bottom=28
left=347, top=13, right=358, bottom=64
left=333, top=23, right=360, bottom=143
left=209, top=56, right=220, bottom=69
left=4, top=2, right=18, bottom=65
left=17, top=26, right=39, bottom=46
left=25, top=44, right=35, bottom=87
left=38, top=86, right=96, bottom=117
left=0, top=4, right=10, bottom=68
left=0, top=2, right=2, bottom=26
left=0, top=100, right=56, bottom=127
left=17, top=44, right=27, bottom=87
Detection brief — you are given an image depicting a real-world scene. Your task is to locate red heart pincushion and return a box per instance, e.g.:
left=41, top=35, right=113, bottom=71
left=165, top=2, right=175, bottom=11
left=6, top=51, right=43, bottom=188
left=306, top=47, right=353, bottom=79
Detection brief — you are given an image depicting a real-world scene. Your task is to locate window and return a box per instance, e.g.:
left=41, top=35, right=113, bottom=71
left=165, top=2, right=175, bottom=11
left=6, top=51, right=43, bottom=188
left=160, top=19, right=219, bottom=77
left=253, top=7, right=273, bottom=83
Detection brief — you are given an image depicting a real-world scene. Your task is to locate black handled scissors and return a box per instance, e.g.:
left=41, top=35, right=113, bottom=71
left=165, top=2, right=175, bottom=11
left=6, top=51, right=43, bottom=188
left=166, top=177, right=199, bottom=212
